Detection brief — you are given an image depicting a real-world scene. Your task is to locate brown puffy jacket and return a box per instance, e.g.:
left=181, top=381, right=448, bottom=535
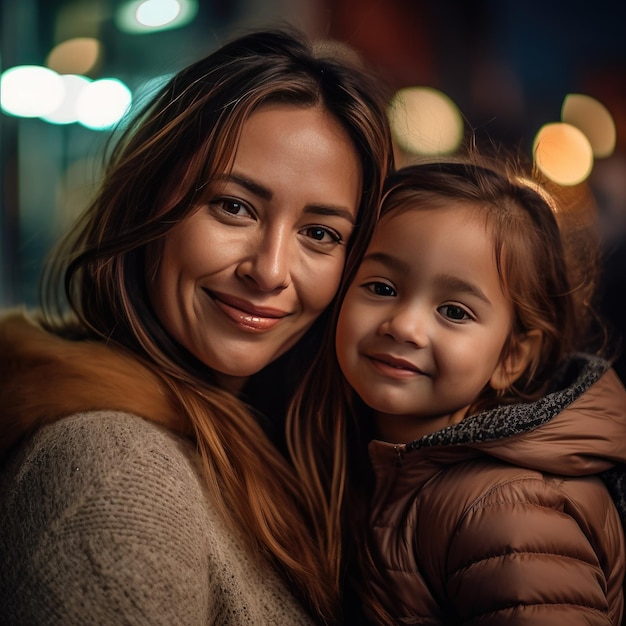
left=367, top=356, right=626, bottom=625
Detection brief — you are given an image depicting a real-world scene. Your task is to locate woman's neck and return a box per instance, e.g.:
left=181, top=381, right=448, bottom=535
left=213, top=372, right=249, bottom=396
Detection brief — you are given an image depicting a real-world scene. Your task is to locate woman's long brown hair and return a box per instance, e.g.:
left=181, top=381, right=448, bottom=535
left=37, top=28, right=394, bottom=623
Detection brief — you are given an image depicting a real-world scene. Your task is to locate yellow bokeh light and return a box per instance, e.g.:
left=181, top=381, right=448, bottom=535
left=46, top=38, right=101, bottom=76
left=389, top=86, right=464, bottom=156
left=561, top=93, right=616, bottom=159
left=533, top=122, right=594, bottom=186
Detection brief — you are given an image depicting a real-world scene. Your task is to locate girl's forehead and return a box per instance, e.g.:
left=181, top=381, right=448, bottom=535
left=379, top=198, right=486, bottom=229
left=370, top=203, right=493, bottom=258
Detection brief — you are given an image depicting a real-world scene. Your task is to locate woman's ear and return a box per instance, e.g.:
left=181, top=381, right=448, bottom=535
left=490, top=330, right=542, bottom=391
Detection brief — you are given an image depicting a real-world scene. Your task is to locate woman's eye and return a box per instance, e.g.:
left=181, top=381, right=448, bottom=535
left=365, top=281, right=396, bottom=297
left=210, top=198, right=252, bottom=218
left=222, top=199, right=250, bottom=216
left=301, top=226, right=341, bottom=244
left=439, top=304, right=471, bottom=322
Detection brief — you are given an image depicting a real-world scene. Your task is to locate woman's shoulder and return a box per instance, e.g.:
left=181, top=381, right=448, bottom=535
left=0, top=411, right=315, bottom=625
left=1, top=410, right=208, bottom=532
left=8, top=409, right=199, bottom=477
left=0, top=411, right=209, bottom=530
left=2, top=410, right=209, bottom=525
left=34, top=409, right=195, bottom=458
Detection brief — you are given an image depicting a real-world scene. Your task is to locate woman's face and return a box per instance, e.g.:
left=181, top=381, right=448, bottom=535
left=149, top=103, right=362, bottom=392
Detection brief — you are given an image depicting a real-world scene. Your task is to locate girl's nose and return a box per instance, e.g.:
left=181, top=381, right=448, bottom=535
left=378, top=304, right=428, bottom=348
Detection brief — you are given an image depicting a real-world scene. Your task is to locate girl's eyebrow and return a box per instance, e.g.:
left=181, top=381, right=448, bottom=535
left=362, top=252, right=491, bottom=305
left=217, top=172, right=356, bottom=224
left=435, top=274, right=491, bottom=305
left=362, top=251, right=410, bottom=273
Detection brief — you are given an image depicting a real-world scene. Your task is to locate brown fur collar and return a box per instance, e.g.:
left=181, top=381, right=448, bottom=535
left=0, top=309, right=188, bottom=454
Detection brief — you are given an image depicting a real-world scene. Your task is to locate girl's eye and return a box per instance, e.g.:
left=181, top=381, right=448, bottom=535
left=301, top=226, right=342, bottom=244
left=364, top=281, right=396, bottom=297
left=439, top=304, right=471, bottom=322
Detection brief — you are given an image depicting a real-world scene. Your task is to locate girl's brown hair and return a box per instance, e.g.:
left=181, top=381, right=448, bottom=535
left=38, top=28, right=394, bottom=622
left=287, top=155, right=603, bottom=622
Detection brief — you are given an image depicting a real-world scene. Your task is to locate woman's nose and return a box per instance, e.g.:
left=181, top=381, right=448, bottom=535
left=236, top=228, right=290, bottom=292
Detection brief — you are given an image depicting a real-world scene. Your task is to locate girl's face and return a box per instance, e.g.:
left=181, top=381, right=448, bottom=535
left=150, top=104, right=362, bottom=393
left=336, top=203, right=516, bottom=442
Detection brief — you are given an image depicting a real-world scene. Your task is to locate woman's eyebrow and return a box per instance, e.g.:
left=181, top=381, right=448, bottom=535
left=218, top=172, right=356, bottom=224
left=303, top=204, right=356, bottom=224
left=218, top=172, right=272, bottom=200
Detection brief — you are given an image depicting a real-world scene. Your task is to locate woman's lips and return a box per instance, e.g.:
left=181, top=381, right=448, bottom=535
left=205, top=289, right=290, bottom=331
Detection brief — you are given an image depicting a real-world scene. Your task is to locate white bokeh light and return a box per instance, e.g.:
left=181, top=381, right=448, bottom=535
left=1, top=65, right=65, bottom=117
left=561, top=93, right=616, bottom=159
left=41, top=74, right=92, bottom=125
left=136, top=0, right=181, bottom=27
left=116, top=0, right=197, bottom=33
left=76, top=78, right=133, bottom=130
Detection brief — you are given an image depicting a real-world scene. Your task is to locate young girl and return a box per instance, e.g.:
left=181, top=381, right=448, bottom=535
left=289, top=159, right=626, bottom=624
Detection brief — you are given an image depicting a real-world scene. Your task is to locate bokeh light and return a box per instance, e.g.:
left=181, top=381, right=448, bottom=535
left=388, top=86, right=464, bottom=156
left=0, top=65, right=65, bottom=117
left=116, top=0, right=198, bottom=33
left=46, top=38, right=101, bottom=76
left=561, top=93, right=616, bottom=159
left=137, top=0, right=181, bottom=26
left=41, top=74, right=92, bottom=125
left=76, top=78, right=133, bottom=129
left=533, top=122, right=594, bottom=186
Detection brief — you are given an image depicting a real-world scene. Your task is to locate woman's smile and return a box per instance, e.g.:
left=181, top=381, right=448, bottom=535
left=205, top=289, right=291, bottom=332
left=149, top=103, right=361, bottom=382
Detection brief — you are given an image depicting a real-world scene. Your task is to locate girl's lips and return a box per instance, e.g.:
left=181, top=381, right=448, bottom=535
left=204, top=289, right=290, bottom=332
left=366, top=353, right=426, bottom=379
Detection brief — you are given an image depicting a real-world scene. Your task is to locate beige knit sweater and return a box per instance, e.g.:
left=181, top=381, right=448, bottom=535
left=0, top=410, right=315, bottom=625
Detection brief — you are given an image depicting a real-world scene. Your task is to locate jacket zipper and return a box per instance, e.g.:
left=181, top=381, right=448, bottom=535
left=393, top=444, right=405, bottom=467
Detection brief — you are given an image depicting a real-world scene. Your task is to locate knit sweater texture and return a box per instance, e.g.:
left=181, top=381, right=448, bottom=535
left=0, top=312, right=315, bottom=625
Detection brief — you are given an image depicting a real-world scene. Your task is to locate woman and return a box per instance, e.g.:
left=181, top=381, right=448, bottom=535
left=0, top=29, right=393, bottom=624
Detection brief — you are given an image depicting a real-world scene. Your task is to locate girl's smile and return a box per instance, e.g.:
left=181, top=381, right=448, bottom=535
left=336, top=202, right=516, bottom=441
left=366, top=353, right=426, bottom=378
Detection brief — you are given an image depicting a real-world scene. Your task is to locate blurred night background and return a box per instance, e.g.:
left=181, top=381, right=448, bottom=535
left=1, top=0, right=626, bottom=378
